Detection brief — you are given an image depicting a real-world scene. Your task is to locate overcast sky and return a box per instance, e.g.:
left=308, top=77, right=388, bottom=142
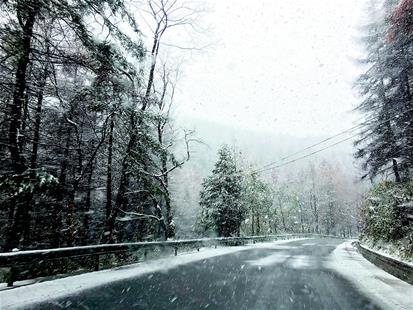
left=159, top=0, right=368, bottom=138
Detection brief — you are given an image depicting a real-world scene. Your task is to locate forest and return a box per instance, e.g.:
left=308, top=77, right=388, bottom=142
left=0, top=0, right=412, bottom=259
left=0, top=0, right=203, bottom=251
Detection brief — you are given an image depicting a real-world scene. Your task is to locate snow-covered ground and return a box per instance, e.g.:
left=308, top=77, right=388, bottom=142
left=326, top=241, right=413, bottom=310
left=0, top=239, right=306, bottom=309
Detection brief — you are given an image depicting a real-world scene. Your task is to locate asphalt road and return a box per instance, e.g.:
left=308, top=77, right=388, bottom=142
left=29, top=238, right=381, bottom=310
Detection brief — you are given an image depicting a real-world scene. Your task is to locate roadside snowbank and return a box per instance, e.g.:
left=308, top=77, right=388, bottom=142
left=326, top=241, right=413, bottom=310
left=0, top=239, right=306, bottom=309
left=360, top=239, right=413, bottom=267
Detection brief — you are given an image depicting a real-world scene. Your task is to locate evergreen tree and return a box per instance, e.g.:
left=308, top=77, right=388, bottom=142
left=199, top=145, right=246, bottom=237
left=354, top=0, right=403, bottom=181
left=356, top=0, right=413, bottom=256
left=355, top=0, right=413, bottom=181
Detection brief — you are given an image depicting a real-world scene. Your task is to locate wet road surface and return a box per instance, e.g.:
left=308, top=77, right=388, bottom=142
left=27, top=238, right=382, bottom=309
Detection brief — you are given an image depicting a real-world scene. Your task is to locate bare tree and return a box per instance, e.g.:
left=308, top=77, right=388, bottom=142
left=141, top=0, right=205, bottom=106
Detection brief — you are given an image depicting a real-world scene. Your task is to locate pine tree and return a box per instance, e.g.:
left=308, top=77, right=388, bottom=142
left=354, top=0, right=413, bottom=181
left=199, top=145, right=246, bottom=237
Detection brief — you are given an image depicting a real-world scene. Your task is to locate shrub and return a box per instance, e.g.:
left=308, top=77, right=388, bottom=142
left=359, top=181, right=413, bottom=256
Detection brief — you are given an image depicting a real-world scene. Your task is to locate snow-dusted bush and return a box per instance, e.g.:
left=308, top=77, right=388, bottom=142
left=359, top=181, right=413, bottom=257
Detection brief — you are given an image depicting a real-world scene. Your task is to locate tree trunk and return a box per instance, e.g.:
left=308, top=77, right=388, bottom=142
left=51, top=128, right=72, bottom=248
left=4, top=9, right=37, bottom=251
left=278, top=197, right=287, bottom=232
left=157, top=123, right=174, bottom=239
left=8, top=9, right=36, bottom=174
left=300, top=209, right=304, bottom=234
left=105, top=115, right=114, bottom=219
left=310, top=193, right=319, bottom=234
left=143, top=34, right=161, bottom=109
left=20, top=62, right=49, bottom=247
left=256, top=214, right=261, bottom=235
left=309, top=167, right=320, bottom=234
left=102, top=131, right=136, bottom=243
left=401, top=70, right=413, bottom=165
left=392, top=158, right=401, bottom=183
left=81, top=166, right=94, bottom=245
left=30, top=64, right=48, bottom=174
left=19, top=66, right=31, bottom=154
left=251, top=214, right=255, bottom=235
left=164, top=192, right=174, bottom=239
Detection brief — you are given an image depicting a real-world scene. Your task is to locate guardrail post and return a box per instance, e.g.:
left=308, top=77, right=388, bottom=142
left=93, top=255, right=99, bottom=271
left=144, top=250, right=148, bottom=260
left=6, top=267, right=14, bottom=287
left=174, top=247, right=178, bottom=256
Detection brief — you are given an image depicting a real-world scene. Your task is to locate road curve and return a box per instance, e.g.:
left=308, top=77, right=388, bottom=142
left=25, top=238, right=395, bottom=309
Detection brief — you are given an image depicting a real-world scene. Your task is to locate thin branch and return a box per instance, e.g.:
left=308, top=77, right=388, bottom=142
left=117, top=209, right=161, bottom=221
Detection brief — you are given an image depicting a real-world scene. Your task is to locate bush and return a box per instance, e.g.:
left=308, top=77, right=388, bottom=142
left=359, top=181, right=413, bottom=257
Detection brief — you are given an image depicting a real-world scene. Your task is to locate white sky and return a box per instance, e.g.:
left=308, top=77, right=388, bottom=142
left=162, top=0, right=367, bottom=137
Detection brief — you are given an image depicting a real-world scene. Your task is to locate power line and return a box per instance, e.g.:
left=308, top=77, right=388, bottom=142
left=254, top=133, right=359, bottom=174
left=257, top=123, right=364, bottom=171
left=253, top=107, right=413, bottom=174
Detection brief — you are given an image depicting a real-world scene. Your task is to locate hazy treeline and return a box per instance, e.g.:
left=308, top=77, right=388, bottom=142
left=197, top=145, right=360, bottom=238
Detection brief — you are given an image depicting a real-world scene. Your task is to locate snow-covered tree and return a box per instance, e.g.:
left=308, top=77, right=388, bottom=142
left=355, top=0, right=413, bottom=181
left=198, top=145, right=246, bottom=237
left=0, top=0, right=201, bottom=251
left=242, top=169, right=275, bottom=235
left=354, top=0, right=413, bottom=253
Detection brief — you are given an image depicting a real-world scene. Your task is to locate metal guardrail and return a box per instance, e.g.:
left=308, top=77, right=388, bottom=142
left=0, top=233, right=341, bottom=287
left=354, top=241, right=413, bottom=285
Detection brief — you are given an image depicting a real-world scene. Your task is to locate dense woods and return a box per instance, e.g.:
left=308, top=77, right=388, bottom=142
left=355, top=0, right=413, bottom=256
left=0, top=0, right=197, bottom=251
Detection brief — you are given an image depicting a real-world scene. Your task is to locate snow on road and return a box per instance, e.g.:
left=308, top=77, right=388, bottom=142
left=326, top=241, right=413, bottom=310
left=1, top=239, right=412, bottom=310
left=246, top=252, right=315, bottom=269
left=0, top=239, right=306, bottom=309
left=246, top=252, right=290, bottom=266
